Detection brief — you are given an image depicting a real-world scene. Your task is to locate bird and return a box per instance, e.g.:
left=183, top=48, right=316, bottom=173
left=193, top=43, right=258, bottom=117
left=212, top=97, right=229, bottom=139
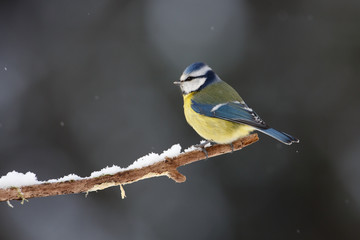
left=174, top=62, right=299, bottom=147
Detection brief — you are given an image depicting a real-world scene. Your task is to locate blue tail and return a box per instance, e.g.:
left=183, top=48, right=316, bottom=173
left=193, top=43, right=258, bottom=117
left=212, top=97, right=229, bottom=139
left=257, top=128, right=299, bottom=145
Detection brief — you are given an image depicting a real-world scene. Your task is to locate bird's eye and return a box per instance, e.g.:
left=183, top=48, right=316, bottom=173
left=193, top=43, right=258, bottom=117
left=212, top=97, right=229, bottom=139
left=185, top=76, right=194, bottom=81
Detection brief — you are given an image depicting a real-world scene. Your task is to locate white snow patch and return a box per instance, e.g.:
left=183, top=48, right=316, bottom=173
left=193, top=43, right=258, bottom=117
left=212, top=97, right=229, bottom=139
left=0, top=171, right=40, bottom=189
left=160, top=144, right=182, bottom=158
left=184, top=140, right=211, bottom=152
left=200, top=140, right=212, bottom=148
left=47, top=174, right=82, bottom=183
left=0, top=144, right=183, bottom=189
left=184, top=145, right=200, bottom=152
left=90, top=165, right=124, bottom=178
left=127, top=144, right=181, bottom=170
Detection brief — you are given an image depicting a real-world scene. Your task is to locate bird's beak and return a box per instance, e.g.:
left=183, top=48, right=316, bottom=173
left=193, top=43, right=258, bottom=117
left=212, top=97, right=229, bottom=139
left=173, top=81, right=181, bottom=85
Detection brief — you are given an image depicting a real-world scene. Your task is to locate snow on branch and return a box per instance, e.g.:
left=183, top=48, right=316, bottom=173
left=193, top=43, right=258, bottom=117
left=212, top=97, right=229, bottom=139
left=0, top=134, right=258, bottom=203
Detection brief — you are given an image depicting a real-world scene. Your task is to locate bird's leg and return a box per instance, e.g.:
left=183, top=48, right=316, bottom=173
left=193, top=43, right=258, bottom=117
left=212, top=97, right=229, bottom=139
left=194, top=141, right=212, bottom=159
left=229, top=143, right=234, bottom=153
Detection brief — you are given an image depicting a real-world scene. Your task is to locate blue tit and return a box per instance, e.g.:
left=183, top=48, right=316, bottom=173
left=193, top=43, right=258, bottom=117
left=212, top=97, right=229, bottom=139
left=174, top=62, right=299, bottom=145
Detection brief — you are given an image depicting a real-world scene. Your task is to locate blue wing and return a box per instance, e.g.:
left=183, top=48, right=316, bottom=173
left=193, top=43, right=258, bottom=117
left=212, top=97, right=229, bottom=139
left=191, top=100, right=299, bottom=145
left=191, top=100, right=268, bottom=129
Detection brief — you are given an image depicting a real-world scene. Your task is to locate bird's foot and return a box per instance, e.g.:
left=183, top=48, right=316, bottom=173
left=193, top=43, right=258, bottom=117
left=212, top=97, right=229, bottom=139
left=229, top=143, right=234, bottom=153
left=194, top=141, right=212, bottom=159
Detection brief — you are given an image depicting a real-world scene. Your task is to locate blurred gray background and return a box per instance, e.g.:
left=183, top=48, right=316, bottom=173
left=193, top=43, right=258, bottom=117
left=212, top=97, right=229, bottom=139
left=1, top=0, right=360, bottom=239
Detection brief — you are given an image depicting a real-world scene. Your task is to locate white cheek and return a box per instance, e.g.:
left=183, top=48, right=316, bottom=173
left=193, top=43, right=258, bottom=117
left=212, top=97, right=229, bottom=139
left=181, top=78, right=206, bottom=94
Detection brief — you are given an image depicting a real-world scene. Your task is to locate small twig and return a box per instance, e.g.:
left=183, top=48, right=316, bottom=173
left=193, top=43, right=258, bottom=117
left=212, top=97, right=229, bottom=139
left=7, top=200, right=14, bottom=208
left=119, top=184, right=126, bottom=199
left=0, top=134, right=258, bottom=202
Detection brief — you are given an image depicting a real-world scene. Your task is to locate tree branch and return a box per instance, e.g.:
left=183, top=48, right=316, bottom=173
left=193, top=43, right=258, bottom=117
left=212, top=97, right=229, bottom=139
left=0, top=134, right=258, bottom=202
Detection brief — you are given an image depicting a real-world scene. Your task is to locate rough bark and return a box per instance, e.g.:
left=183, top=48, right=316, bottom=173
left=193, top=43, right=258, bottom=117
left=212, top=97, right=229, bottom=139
left=0, top=134, right=259, bottom=202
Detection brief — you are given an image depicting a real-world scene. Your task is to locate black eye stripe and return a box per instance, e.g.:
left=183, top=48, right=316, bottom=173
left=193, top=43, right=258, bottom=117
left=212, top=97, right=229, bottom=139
left=183, top=74, right=206, bottom=82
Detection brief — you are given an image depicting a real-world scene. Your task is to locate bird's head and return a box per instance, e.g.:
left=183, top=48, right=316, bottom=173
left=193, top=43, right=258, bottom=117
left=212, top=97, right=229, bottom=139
left=174, top=62, right=219, bottom=94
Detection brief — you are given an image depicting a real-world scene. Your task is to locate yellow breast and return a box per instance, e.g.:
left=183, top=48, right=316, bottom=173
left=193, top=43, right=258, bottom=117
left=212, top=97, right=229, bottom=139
left=183, top=93, right=255, bottom=144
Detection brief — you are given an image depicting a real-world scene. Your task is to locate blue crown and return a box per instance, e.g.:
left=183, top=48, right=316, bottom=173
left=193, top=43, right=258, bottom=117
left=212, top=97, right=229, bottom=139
left=183, top=62, right=207, bottom=75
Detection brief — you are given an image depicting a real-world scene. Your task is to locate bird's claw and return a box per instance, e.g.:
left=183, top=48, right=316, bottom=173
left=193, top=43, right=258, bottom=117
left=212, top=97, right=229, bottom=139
left=194, top=141, right=212, bottom=159
left=229, top=143, right=234, bottom=152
